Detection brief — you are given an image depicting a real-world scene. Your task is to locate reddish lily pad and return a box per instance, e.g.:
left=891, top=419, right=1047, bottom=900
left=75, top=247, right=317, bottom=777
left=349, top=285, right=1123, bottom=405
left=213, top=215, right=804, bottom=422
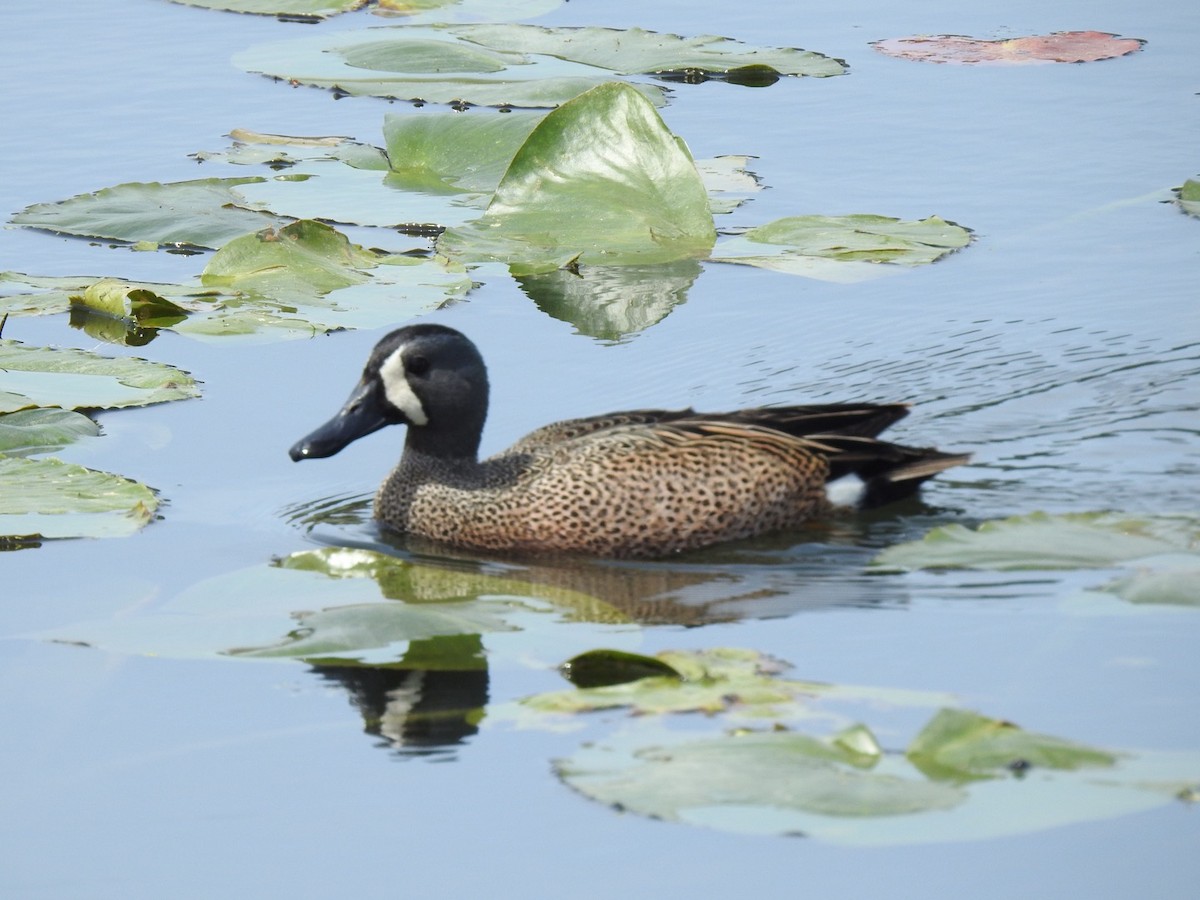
left=872, top=31, right=1145, bottom=66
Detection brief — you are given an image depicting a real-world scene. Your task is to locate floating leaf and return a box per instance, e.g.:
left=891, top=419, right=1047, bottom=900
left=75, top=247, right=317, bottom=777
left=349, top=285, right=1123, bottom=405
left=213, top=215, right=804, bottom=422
left=559, top=648, right=683, bottom=688
left=1096, top=560, right=1200, bottom=607
left=0, top=340, right=200, bottom=413
left=11, top=177, right=281, bottom=249
left=697, top=155, right=762, bottom=214
left=167, top=0, right=368, bottom=18
left=872, top=31, right=1145, bottom=66
left=0, top=408, right=100, bottom=456
left=383, top=110, right=544, bottom=195
left=193, top=129, right=391, bottom=171
left=523, top=647, right=950, bottom=718
left=711, top=214, right=971, bottom=280
left=0, top=456, right=158, bottom=541
left=440, top=83, right=716, bottom=270
left=556, top=721, right=1196, bottom=843
left=560, top=730, right=966, bottom=826
left=873, top=511, right=1200, bottom=572
left=36, top=547, right=625, bottom=661
left=907, top=709, right=1117, bottom=781
left=234, top=24, right=843, bottom=108
left=1175, top=178, right=1200, bottom=218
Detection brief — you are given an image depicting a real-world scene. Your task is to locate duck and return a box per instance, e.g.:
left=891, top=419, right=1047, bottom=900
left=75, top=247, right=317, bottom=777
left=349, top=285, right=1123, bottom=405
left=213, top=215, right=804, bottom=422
left=289, top=324, right=969, bottom=558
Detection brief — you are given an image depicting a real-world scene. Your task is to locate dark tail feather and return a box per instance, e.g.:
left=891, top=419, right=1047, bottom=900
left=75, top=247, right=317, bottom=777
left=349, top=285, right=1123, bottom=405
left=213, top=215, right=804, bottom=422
left=813, top=434, right=971, bottom=507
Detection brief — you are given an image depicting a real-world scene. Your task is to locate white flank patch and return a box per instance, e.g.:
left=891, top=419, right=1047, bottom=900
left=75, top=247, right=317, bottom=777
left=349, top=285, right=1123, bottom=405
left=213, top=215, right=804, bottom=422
left=378, top=347, right=428, bottom=426
left=824, top=473, right=865, bottom=507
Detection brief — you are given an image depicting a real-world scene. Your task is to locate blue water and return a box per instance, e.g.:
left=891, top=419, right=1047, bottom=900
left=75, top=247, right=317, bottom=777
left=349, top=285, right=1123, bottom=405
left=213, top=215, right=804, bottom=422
left=2, top=0, right=1198, bottom=896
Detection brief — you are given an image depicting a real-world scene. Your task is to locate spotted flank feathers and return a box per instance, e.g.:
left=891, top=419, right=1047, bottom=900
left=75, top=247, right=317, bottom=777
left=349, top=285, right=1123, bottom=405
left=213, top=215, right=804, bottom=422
left=290, top=324, right=969, bottom=558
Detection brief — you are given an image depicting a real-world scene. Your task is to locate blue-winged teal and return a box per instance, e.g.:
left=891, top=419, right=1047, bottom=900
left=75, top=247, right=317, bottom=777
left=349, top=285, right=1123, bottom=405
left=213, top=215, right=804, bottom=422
left=290, top=324, right=968, bottom=558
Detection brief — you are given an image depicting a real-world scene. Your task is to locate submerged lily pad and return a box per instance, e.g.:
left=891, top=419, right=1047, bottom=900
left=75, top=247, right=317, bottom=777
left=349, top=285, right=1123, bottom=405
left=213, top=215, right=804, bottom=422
left=440, top=83, right=716, bottom=270
left=0, top=340, right=200, bottom=413
left=872, top=31, right=1145, bottom=66
left=38, top=547, right=626, bottom=661
left=235, top=24, right=843, bottom=108
left=873, top=511, right=1200, bottom=572
left=0, top=456, right=158, bottom=541
left=711, top=214, right=971, bottom=280
left=11, top=177, right=282, bottom=248
left=0, top=408, right=100, bottom=455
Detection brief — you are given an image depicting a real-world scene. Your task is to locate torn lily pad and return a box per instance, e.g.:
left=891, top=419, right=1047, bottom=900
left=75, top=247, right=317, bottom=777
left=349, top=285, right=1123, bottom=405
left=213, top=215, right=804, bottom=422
left=439, top=83, right=716, bottom=271
left=711, top=214, right=971, bottom=281
left=0, top=456, right=158, bottom=541
left=10, top=177, right=282, bottom=249
left=0, top=340, right=200, bottom=413
left=234, top=24, right=843, bottom=108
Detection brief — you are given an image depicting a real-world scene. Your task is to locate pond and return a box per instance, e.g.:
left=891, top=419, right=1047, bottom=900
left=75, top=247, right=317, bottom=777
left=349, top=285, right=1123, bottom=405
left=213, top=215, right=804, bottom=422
left=2, top=0, right=1198, bottom=895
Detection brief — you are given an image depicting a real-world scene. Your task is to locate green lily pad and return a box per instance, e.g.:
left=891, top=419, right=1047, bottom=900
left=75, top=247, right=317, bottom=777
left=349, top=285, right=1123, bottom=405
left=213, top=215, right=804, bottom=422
left=873, top=511, right=1200, bottom=572
left=1096, top=560, right=1200, bottom=607
left=448, top=24, right=844, bottom=79
left=0, top=408, right=100, bottom=455
left=559, top=648, right=684, bottom=688
left=557, top=722, right=1197, bottom=843
left=167, top=0, right=368, bottom=18
left=711, top=214, right=971, bottom=280
left=193, top=129, right=391, bottom=171
left=907, top=709, right=1118, bottom=781
left=0, top=456, right=158, bottom=541
left=1176, top=178, right=1200, bottom=218
left=2, top=238, right=473, bottom=344
left=0, top=340, right=200, bottom=412
left=560, top=729, right=966, bottom=824
left=440, top=83, right=716, bottom=271
left=11, top=177, right=282, bottom=249
left=234, top=24, right=843, bottom=108
left=523, top=647, right=951, bottom=718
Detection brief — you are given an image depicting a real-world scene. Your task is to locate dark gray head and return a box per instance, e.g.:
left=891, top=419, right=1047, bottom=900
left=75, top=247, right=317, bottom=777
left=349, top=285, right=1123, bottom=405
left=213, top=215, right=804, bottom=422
left=289, top=324, right=490, bottom=462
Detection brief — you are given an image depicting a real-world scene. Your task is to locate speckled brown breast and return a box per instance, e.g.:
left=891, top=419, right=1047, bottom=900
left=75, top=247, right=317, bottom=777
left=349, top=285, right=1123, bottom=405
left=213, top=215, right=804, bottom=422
left=376, top=420, right=834, bottom=558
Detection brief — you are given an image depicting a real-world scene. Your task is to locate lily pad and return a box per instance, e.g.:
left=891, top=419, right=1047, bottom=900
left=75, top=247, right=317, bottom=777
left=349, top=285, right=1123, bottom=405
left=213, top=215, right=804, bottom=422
left=440, top=83, right=716, bottom=270
left=168, top=0, right=368, bottom=17
left=711, top=214, right=971, bottom=280
left=0, top=456, right=158, bottom=541
left=872, top=32, right=1145, bottom=66
left=872, top=511, right=1200, bottom=572
left=37, top=547, right=627, bottom=661
left=11, top=177, right=282, bottom=249
left=556, top=719, right=1196, bottom=843
left=907, top=708, right=1117, bottom=781
left=234, top=24, right=843, bottom=108
left=523, top=647, right=952, bottom=718
left=1, top=238, right=473, bottom=344
left=0, top=340, right=200, bottom=413
left=1175, top=178, right=1200, bottom=218
left=0, top=408, right=100, bottom=455
left=193, top=129, right=391, bottom=171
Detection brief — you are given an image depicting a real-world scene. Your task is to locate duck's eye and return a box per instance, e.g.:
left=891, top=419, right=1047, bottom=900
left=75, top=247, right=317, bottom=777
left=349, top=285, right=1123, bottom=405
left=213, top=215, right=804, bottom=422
left=406, top=355, right=430, bottom=377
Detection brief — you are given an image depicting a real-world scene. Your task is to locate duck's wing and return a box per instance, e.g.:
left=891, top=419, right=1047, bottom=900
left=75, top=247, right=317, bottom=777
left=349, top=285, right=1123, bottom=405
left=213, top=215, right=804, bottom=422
left=506, top=403, right=911, bottom=455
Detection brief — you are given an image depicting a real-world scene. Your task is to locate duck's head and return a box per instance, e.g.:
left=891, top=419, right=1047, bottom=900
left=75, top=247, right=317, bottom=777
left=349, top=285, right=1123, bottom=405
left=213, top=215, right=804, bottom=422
left=289, top=324, right=489, bottom=462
